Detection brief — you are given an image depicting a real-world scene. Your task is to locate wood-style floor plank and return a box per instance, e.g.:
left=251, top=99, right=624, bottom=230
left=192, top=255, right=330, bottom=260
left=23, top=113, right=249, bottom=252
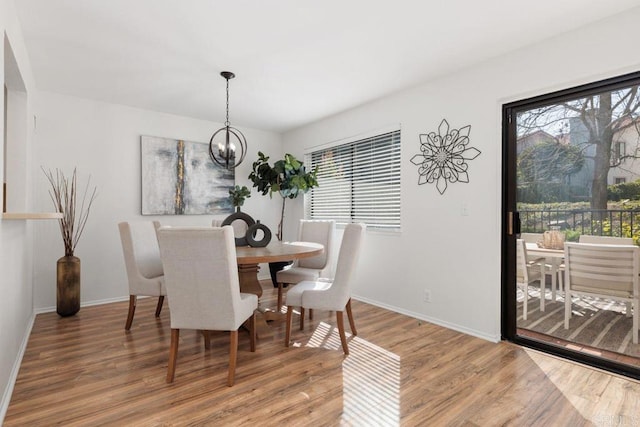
left=5, top=281, right=640, bottom=426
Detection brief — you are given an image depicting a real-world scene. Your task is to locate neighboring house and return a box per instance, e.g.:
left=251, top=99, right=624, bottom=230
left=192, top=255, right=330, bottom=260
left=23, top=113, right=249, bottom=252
left=516, top=129, right=557, bottom=155
left=568, top=115, right=640, bottom=197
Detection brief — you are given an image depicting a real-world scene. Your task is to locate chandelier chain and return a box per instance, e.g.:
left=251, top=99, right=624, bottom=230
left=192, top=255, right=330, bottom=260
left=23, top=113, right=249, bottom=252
left=225, top=78, right=230, bottom=126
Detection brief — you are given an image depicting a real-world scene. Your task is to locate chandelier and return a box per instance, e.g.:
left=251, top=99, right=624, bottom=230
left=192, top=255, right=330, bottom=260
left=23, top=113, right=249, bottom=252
left=209, top=71, right=247, bottom=170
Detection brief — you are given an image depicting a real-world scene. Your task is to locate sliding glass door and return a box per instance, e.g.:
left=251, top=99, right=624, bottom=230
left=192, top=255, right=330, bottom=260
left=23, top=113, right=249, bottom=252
left=503, top=71, right=640, bottom=379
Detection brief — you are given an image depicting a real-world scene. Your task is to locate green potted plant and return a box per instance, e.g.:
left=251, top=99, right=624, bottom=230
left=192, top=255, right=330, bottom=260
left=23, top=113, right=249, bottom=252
left=248, top=151, right=318, bottom=241
left=249, top=152, right=318, bottom=287
left=229, top=185, right=251, bottom=210
left=43, top=167, right=97, bottom=317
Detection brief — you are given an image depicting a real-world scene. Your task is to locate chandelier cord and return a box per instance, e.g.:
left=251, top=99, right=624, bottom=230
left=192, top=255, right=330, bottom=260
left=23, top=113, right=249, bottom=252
left=225, top=77, right=230, bottom=127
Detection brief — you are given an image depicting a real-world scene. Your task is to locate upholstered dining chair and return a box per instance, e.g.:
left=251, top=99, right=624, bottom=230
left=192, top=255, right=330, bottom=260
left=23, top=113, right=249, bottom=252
left=156, top=226, right=258, bottom=386
left=564, top=242, right=639, bottom=344
left=516, top=238, right=546, bottom=320
left=118, top=221, right=166, bottom=330
left=276, top=220, right=335, bottom=312
left=284, top=223, right=365, bottom=355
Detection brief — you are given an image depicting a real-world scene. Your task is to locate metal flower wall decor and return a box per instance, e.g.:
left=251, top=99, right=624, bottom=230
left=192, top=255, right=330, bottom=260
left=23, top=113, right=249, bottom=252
left=410, top=119, right=481, bottom=195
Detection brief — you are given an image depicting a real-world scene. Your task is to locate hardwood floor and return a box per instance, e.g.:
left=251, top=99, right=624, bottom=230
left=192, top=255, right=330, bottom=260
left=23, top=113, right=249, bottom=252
left=5, top=281, right=640, bottom=426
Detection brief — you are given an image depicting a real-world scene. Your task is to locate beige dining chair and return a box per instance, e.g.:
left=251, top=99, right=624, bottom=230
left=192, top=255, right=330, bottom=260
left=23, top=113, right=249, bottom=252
left=118, top=221, right=166, bottom=330
left=284, top=223, right=365, bottom=355
left=156, top=226, right=258, bottom=386
left=516, top=239, right=546, bottom=320
left=563, top=242, right=639, bottom=344
left=276, top=220, right=335, bottom=313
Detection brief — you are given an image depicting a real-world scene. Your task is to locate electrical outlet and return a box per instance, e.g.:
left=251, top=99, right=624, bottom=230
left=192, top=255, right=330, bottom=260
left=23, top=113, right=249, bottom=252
left=424, top=289, right=432, bottom=303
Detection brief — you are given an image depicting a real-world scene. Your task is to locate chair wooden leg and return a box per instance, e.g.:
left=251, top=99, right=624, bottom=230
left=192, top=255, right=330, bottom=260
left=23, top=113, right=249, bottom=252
left=228, top=330, right=238, bottom=387
left=249, top=312, right=256, bottom=352
left=336, top=311, right=349, bottom=355
left=346, top=299, right=357, bottom=336
left=125, top=295, right=137, bottom=330
left=202, top=330, right=211, bottom=349
left=309, top=309, right=313, bottom=320
left=166, top=329, right=179, bottom=383
left=155, top=295, right=165, bottom=317
left=277, top=283, right=284, bottom=313
left=285, top=306, right=293, bottom=347
left=300, top=307, right=305, bottom=330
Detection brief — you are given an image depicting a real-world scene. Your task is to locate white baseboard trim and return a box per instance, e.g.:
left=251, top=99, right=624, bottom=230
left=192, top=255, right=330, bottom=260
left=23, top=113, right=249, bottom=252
left=0, top=311, right=36, bottom=424
left=34, top=295, right=133, bottom=314
left=353, top=295, right=501, bottom=343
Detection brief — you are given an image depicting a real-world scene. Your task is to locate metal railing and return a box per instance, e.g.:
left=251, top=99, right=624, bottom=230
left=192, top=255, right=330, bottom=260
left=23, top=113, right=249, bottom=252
left=519, top=208, right=640, bottom=239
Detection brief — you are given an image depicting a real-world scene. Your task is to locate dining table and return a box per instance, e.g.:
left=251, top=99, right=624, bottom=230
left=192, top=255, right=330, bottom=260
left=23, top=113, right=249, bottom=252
left=235, top=240, right=324, bottom=335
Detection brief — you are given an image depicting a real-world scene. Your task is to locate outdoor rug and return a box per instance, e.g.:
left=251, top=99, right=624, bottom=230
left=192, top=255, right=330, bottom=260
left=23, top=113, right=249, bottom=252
left=517, top=290, right=640, bottom=358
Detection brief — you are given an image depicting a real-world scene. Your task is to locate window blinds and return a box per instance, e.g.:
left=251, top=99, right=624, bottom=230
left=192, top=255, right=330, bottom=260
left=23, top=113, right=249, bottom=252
left=305, top=129, right=401, bottom=230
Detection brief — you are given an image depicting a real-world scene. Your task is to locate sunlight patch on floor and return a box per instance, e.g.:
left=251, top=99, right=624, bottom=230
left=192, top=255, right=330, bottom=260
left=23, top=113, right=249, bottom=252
left=523, top=348, right=639, bottom=426
left=305, top=321, right=401, bottom=425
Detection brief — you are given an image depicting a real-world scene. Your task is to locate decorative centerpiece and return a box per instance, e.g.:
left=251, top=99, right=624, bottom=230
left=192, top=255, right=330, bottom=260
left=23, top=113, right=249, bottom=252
left=43, top=168, right=97, bottom=317
left=221, top=185, right=272, bottom=247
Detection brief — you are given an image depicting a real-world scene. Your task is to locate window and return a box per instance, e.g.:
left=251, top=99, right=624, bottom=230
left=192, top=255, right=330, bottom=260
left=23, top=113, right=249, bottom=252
left=305, top=128, right=401, bottom=230
left=615, top=177, right=626, bottom=184
left=614, top=140, right=626, bottom=162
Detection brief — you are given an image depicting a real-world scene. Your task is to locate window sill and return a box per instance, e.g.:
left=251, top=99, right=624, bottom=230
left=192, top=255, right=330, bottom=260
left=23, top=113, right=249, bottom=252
left=2, top=212, right=62, bottom=220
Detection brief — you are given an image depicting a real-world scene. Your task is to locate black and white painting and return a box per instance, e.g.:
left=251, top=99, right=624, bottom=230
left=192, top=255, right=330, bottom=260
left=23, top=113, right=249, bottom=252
left=141, top=135, right=234, bottom=215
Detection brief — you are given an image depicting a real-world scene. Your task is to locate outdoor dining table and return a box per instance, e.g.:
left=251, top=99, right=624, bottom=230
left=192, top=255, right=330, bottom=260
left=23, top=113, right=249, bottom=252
left=525, top=242, right=564, bottom=310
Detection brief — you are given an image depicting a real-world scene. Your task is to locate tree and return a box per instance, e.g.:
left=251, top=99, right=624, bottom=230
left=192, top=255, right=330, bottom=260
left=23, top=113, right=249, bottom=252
left=248, top=152, right=318, bottom=241
left=518, top=84, right=640, bottom=209
left=519, top=141, right=585, bottom=185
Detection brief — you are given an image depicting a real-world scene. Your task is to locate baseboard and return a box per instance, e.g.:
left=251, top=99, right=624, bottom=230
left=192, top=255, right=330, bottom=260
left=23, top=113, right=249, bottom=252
left=0, top=311, right=36, bottom=424
left=353, top=295, right=501, bottom=343
left=34, top=295, right=133, bottom=314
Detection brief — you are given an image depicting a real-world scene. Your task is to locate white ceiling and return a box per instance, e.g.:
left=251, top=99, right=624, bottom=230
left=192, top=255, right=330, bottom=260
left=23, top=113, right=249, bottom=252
left=13, top=1, right=640, bottom=133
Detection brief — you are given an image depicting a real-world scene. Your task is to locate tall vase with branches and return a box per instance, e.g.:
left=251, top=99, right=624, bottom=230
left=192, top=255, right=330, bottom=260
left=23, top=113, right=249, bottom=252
left=43, top=167, right=97, bottom=316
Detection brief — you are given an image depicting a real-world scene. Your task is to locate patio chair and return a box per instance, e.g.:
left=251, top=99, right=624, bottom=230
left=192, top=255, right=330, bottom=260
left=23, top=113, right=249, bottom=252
left=564, top=242, right=639, bottom=344
left=516, top=239, right=546, bottom=320
left=578, top=235, right=633, bottom=245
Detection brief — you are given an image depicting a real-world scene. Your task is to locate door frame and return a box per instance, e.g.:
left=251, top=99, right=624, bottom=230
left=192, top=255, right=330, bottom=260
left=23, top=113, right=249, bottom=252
left=501, top=70, right=640, bottom=380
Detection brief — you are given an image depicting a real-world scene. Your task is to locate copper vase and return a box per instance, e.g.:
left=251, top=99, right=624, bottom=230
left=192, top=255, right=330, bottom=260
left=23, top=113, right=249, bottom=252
left=57, top=256, right=80, bottom=316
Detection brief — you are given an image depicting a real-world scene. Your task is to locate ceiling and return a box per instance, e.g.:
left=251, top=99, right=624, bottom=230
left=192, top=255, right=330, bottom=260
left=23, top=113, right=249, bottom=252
left=13, top=1, right=640, bottom=133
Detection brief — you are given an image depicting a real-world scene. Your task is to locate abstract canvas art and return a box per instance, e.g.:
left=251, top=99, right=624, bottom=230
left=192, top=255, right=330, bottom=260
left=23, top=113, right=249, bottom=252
left=141, top=135, right=234, bottom=215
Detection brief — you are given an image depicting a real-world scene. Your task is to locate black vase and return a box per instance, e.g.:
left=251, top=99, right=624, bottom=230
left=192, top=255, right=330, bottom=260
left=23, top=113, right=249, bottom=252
left=221, top=207, right=255, bottom=246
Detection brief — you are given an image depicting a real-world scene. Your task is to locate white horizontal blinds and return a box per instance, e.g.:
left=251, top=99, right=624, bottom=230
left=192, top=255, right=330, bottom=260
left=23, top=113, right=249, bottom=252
left=305, top=129, right=401, bottom=230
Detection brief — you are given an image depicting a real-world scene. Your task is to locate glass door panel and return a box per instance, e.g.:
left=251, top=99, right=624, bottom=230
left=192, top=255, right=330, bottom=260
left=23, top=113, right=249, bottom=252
left=504, top=72, right=640, bottom=376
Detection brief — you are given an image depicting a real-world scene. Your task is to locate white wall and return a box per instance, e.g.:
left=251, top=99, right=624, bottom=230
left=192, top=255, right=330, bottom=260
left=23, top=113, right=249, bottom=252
left=283, top=7, right=640, bottom=341
left=0, top=0, right=38, bottom=420
left=30, top=92, right=283, bottom=310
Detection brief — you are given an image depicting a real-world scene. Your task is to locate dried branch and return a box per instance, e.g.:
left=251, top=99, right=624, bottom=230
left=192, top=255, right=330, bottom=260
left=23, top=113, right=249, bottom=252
left=42, top=167, right=97, bottom=257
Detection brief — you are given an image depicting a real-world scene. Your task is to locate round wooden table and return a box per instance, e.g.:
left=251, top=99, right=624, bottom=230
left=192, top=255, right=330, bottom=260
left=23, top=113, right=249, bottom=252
left=235, top=241, right=323, bottom=334
left=235, top=241, right=324, bottom=297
